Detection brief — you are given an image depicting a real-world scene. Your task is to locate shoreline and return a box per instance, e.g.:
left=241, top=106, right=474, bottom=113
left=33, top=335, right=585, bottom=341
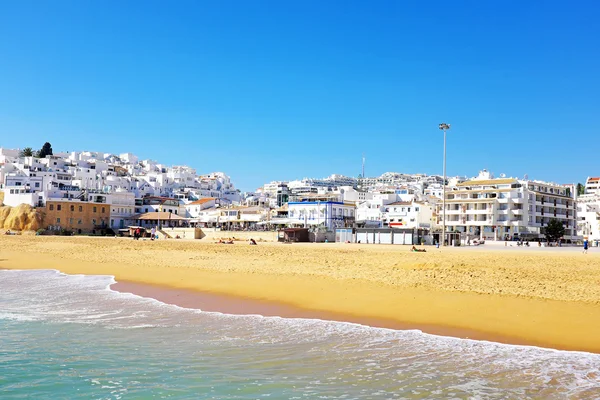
left=2, top=235, right=600, bottom=353
left=111, top=280, right=549, bottom=350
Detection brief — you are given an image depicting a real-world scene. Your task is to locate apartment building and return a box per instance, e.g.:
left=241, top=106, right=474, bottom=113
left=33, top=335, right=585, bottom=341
left=45, top=199, right=110, bottom=233
left=585, top=177, right=600, bottom=195
left=109, top=190, right=136, bottom=230
left=576, top=193, right=600, bottom=243
left=441, top=175, right=576, bottom=241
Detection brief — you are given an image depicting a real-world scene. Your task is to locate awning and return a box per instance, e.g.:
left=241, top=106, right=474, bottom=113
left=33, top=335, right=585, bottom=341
left=132, top=212, right=187, bottom=221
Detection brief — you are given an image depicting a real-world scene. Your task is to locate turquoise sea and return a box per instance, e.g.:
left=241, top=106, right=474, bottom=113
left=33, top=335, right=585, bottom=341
left=1, top=269, right=599, bottom=399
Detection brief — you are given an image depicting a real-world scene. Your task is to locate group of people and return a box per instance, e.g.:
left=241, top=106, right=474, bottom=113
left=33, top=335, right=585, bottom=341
left=133, top=226, right=159, bottom=240
left=216, top=237, right=258, bottom=245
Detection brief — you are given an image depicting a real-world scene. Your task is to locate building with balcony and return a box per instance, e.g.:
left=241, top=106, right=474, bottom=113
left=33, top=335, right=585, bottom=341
left=585, top=177, right=600, bottom=195
left=440, top=173, right=576, bottom=241
left=109, top=190, right=136, bottom=230
left=576, top=194, right=600, bottom=244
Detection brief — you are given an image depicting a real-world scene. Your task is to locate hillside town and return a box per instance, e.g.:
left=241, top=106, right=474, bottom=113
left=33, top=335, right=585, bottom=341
left=1, top=145, right=598, bottom=245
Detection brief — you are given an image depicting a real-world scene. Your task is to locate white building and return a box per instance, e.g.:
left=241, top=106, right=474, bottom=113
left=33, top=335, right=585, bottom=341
left=0, top=148, right=20, bottom=165
left=288, top=201, right=355, bottom=231
left=576, top=194, right=600, bottom=244
left=185, top=197, right=218, bottom=219
left=109, top=190, right=136, bottom=229
left=585, top=177, right=600, bottom=195
left=355, top=193, right=401, bottom=227
left=138, top=196, right=186, bottom=216
left=441, top=171, right=577, bottom=241
left=382, top=200, right=434, bottom=230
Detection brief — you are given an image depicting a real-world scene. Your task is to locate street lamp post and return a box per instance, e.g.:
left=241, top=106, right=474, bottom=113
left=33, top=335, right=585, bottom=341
left=316, top=200, right=320, bottom=243
left=439, top=123, right=451, bottom=246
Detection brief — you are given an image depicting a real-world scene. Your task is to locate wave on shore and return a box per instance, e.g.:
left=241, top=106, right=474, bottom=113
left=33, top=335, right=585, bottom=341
left=1, top=269, right=599, bottom=399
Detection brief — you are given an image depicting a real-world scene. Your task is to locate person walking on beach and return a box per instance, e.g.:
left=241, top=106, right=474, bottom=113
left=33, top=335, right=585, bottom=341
left=583, top=238, right=589, bottom=254
left=151, top=226, right=156, bottom=241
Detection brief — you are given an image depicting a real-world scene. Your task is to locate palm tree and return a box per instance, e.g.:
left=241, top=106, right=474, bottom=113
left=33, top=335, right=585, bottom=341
left=19, top=147, right=34, bottom=157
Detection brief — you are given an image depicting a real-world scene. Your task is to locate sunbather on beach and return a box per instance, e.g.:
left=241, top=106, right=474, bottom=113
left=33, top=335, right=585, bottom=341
left=411, top=245, right=426, bottom=253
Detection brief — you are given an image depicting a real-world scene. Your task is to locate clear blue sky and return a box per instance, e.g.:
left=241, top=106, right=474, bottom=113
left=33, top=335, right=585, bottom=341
left=1, top=1, right=598, bottom=191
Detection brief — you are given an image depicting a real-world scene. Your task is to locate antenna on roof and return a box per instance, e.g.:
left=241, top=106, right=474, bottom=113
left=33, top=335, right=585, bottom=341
left=524, top=174, right=528, bottom=180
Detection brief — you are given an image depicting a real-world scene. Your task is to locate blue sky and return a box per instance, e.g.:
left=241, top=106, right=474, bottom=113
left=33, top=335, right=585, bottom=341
left=1, top=1, right=598, bottom=191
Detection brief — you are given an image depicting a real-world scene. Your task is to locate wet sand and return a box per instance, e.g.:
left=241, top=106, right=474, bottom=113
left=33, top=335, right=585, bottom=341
left=111, top=280, right=546, bottom=348
left=2, top=235, right=600, bottom=352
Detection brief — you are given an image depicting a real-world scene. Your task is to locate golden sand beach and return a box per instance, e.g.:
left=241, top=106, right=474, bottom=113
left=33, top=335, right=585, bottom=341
left=2, top=235, right=600, bottom=352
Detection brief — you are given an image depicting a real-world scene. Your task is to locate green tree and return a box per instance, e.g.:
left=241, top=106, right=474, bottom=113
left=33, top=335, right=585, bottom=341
left=38, top=142, right=53, bottom=158
left=19, top=147, right=34, bottom=157
left=544, top=218, right=565, bottom=243
left=576, top=183, right=585, bottom=196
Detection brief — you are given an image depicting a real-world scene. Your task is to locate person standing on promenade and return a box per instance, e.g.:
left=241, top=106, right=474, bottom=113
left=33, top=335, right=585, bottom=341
left=583, top=238, right=589, bottom=254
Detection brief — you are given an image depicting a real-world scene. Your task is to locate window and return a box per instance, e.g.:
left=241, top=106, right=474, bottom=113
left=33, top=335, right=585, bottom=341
left=79, top=206, right=83, bottom=212
left=69, top=218, right=74, bottom=224
left=35, top=182, right=40, bottom=188
left=93, top=219, right=97, bottom=225
left=57, top=205, right=62, bottom=211
left=49, top=204, right=54, bottom=211
left=93, top=206, right=97, bottom=213
left=77, top=219, right=82, bottom=225
left=56, top=217, right=61, bottom=224
left=101, top=207, right=105, bottom=213
left=70, top=205, right=75, bottom=212
left=415, top=207, right=420, bottom=211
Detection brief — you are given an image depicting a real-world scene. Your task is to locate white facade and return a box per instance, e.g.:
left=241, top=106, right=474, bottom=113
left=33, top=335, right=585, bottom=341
left=382, top=201, right=434, bottom=230
left=576, top=194, right=600, bottom=243
left=0, top=148, right=20, bottom=164
left=585, top=177, right=600, bottom=195
left=109, top=190, right=136, bottom=229
left=338, top=186, right=373, bottom=203
left=441, top=174, right=577, bottom=241
left=185, top=198, right=218, bottom=218
left=288, top=201, right=355, bottom=231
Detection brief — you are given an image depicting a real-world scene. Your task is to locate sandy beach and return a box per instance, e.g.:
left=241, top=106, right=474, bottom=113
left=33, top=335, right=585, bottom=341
left=2, top=235, right=600, bottom=353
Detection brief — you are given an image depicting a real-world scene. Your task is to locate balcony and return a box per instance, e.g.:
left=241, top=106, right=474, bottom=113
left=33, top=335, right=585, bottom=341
left=445, top=209, right=462, bottom=214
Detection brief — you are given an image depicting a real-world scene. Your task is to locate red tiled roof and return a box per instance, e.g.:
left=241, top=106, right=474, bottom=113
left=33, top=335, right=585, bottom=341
left=189, top=197, right=216, bottom=205
left=588, top=177, right=600, bottom=182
